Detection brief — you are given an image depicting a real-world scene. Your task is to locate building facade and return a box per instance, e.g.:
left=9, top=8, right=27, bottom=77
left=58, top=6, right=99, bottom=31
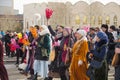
left=0, top=0, right=22, bottom=32
left=0, top=0, right=16, bottom=15
left=0, top=15, right=23, bottom=31
left=23, top=1, right=120, bottom=31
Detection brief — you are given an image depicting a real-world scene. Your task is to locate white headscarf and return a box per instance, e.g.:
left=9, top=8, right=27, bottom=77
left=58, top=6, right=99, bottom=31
left=76, top=30, right=87, bottom=41
left=38, top=25, right=52, bottom=52
left=38, top=25, right=50, bottom=36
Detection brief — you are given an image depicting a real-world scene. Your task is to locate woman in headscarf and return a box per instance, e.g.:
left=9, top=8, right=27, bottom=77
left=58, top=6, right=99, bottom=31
left=88, top=31, right=108, bottom=80
left=0, top=40, right=9, bottom=80
left=70, top=30, right=89, bottom=80
left=58, top=27, right=74, bottom=80
left=34, top=25, right=52, bottom=79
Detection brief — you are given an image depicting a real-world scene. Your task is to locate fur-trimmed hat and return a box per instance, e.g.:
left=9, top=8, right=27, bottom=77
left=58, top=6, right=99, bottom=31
left=97, top=31, right=108, bottom=40
left=76, top=30, right=87, bottom=37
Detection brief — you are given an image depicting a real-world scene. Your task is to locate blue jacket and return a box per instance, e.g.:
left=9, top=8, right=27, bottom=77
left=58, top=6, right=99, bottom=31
left=93, top=39, right=108, bottom=60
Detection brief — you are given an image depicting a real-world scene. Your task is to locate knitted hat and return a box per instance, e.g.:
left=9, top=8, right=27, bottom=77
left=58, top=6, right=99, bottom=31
left=97, top=32, right=108, bottom=40
left=76, top=30, right=87, bottom=37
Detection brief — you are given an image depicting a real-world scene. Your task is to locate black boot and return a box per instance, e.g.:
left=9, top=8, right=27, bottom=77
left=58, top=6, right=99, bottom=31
left=33, top=73, right=38, bottom=80
left=44, top=77, right=53, bottom=80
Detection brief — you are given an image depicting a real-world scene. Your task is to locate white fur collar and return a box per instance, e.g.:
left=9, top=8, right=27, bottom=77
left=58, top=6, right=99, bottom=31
left=79, top=36, right=87, bottom=42
left=38, top=29, right=50, bottom=36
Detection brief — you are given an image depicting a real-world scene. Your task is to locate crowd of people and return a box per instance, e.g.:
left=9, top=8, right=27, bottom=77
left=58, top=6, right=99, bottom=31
left=0, top=24, right=120, bottom=80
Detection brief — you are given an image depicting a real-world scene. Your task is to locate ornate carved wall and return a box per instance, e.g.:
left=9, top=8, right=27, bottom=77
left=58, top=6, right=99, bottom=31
left=23, top=1, right=120, bottom=31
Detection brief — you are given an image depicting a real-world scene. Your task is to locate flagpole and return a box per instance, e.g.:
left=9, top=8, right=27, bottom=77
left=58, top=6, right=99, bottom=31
left=47, top=19, right=48, bottom=26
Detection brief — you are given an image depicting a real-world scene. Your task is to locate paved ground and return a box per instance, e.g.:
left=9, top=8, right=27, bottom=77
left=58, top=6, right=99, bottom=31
left=5, top=64, right=27, bottom=80
left=108, top=67, right=114, bottom=80
left=5, top=57, right=114, bottom=80
left=5, top=56, right=60, bottom=80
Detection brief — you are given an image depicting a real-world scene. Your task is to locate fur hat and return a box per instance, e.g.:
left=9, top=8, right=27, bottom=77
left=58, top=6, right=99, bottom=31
left=77, top=30, right=87, bottom=37
left=39, top=25, right=50, bottom=36
left=40, top=25, right=48, bottom=30
left=97, top=32, right=108, bottom=40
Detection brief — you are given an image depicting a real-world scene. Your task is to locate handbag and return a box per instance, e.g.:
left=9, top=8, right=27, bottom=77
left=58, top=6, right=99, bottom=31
left=90, top=44, right=107, bottom=69
left=112, top=53, right=120, bottom=67
left=49, top=48, right=55, bottom=61
left=86, top=65, right=95, bottom=79
left=90, top=59, right=103, bottom=69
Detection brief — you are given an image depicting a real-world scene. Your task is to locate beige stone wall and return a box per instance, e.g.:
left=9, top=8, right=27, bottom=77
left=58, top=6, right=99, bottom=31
left=23, top=1, right=120, bottom=31
left=72, top=1, right=90, bottom=27
left=0, top=0, right=14, bottom=15
left=0, top=15, right=23, bottom=31
left=23, top=3, right=47, bottom=31
left=48, top=2, right=66, bottom=26
left=0, top=0, right=22, bottom=31
left=104, top=2, right=120, bottom=27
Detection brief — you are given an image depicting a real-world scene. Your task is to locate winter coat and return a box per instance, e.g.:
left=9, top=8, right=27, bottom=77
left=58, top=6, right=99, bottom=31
left=34, top=34, right=50, bottom=61
left=4, top=34, right=11, bottom=44
left=105, top=32, right=115, bottom=50
left=92, top=39, right=108, bottom=60
left=0, top=41, right=9, bottom=80
left=70, top=38, right=89, bottom=80
left=114, top=44, right=120, bottom=80
left=90, top=35, right=108, bottom=80
left=60, top=35, right=74, bottom=63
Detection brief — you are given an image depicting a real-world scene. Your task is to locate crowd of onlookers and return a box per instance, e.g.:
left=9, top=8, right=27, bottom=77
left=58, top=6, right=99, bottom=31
left=0, top=24, right=120, bottom=80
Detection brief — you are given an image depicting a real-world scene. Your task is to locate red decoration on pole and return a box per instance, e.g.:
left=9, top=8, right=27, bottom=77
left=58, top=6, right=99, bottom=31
left=45, top=8, right=53, bottom=25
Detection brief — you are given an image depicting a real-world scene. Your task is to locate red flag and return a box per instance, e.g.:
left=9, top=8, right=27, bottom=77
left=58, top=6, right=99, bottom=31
left=45, top=8, right=53, bottom=19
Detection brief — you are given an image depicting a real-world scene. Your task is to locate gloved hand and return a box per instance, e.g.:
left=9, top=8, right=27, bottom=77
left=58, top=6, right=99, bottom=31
left=78, top=60, right=83, bottom=66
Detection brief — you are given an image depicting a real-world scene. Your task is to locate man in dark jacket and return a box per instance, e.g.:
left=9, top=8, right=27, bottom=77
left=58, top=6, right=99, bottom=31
left=4, top=31, right=11, bottom=57
left=101, top=24, right=115, bottom=65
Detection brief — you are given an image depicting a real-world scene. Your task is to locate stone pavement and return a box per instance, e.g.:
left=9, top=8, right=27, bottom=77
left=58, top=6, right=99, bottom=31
left=4, top=56, right=16, bottom=63
left=5, top=57, right=114, bottom=80
left=108, top=67, right=115, bottom=80
left=4, top=56, right=60, bottom=80
left=5, top=64, right=26, bottom=80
